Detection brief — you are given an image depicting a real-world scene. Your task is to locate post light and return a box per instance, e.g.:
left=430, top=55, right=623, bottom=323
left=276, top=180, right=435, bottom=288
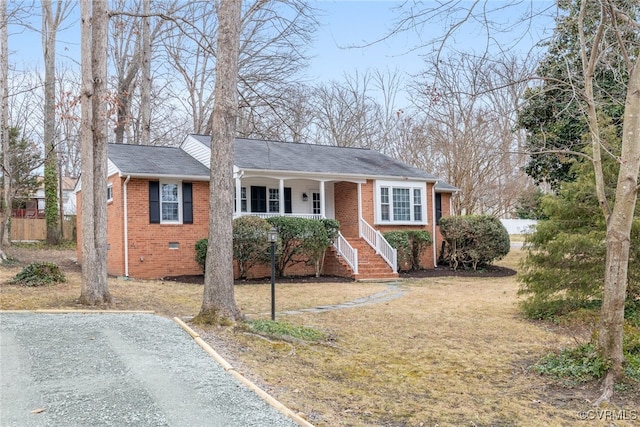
left=268, top=227, right=278, bottom=320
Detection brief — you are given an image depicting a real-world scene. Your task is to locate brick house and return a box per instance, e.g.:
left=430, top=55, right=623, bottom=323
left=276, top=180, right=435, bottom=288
left=76, top=134, right=457, bottom=280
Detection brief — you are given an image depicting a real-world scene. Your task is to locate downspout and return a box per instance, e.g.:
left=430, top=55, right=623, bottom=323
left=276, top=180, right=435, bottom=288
left=432, top=184, right=437, bottom=268
left=123, top=175, right=131, bottom=277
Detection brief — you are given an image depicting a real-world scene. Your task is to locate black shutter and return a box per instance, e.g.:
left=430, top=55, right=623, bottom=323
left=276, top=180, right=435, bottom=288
left=149, top=181, right=160, bottom=223
left=182, top=183, right=193, bottom=224
left=251, top=186, right=266, bottom=212
left=284, top=187, right=292, bottom=213
left=435, top=193, right=442, bottom=225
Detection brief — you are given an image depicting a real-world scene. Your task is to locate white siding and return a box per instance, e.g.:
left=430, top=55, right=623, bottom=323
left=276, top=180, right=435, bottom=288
left=180, top=135, right=211, bottom=167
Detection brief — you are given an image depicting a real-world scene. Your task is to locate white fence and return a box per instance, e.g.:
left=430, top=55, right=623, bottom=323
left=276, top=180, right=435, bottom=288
left=500, top=219, right=538, bottom=235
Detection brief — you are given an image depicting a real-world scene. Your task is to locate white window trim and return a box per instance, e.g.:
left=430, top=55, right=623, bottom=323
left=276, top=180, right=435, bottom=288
left=160, top=181, right=182, bottom=224
left=107, top=183, right=113, bottom=203
left=374, top=180, right=427, bottom=225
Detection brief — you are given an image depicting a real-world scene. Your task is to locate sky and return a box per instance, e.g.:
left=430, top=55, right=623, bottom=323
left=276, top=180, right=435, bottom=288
left=8, top=0, right=556, bottom=82
left=306, top=0, right=556, bottom=83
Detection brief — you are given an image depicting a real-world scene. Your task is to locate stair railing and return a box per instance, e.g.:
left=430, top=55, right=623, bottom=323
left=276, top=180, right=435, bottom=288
left=358, top=218, right=397, bottom=273
left=333, top=231, right=358, bottom=275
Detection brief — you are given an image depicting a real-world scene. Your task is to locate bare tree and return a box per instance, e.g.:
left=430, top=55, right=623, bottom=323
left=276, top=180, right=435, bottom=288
left=161, top=0, right=317, bottom=139
left=139, top=0, right=151, bottom=145
left=0, top=0, right=8, bottom=256
left=311, top=71, right=382, bottom=148
left=79, top=0, right=111, bottom=305
left=410, top=54, right=533, bottom=216
left=42, top=0, right=74, bottom=245
left=197, top=0, right=243, bottom=323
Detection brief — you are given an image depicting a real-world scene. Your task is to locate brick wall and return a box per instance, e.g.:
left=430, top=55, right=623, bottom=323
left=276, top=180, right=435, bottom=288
left=123, top=179, right=209, bottom=279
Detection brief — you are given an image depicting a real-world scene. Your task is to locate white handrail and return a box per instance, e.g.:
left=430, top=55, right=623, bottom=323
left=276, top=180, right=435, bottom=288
left=235, top=213, right=325, bottom=220
left=359, top=218, right=397, bottom=273
left=334, top=232, right=358, bottom=275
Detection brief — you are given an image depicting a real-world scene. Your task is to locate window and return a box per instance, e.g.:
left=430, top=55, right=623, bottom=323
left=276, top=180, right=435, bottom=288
left=234, top=187, right=247, bottom=213
left=268, top=188, right=279, bottom=213
left=376, top=181, right=426, bottom=224
left=312, top=192, right=321, bottom=215
left=380, top=187, right=390, bottom=221
left=413, top=189, right=422, bottom=221
left=161, top=183, right=180, bottom=222
left=149, top=181, right=193, bottom=224
left=107, top=184, right=113, bottom=202
left=392, top=188, right=410, bottom=221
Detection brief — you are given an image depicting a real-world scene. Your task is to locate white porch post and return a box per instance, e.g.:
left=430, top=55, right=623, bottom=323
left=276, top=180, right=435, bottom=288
left=279, top=179, right=284, bottom=215
left=235, top=176, right=242, bottom=215
left=319, top=180, right=325, bottom=218
left=357, top=182, right=362, bottom=236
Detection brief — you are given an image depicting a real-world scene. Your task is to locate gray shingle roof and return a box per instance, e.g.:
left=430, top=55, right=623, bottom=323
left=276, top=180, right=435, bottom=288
left=108, top=144, right=210, bottom=178
left=434, top=181, right=459, bottom=192
left=189, top=134, right=437, bottom=180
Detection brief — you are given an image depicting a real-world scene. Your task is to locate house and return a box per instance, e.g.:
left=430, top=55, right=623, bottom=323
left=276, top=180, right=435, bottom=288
left=76, top=134, right=457, bottom=280
left=11, top=176, right=78, bottom=219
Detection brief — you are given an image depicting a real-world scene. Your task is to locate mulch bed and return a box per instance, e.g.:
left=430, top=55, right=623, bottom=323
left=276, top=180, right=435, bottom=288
left=164, top=264, right=516, bottom=285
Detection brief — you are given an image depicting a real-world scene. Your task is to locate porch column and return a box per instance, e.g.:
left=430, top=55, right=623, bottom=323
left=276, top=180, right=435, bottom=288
left=320, top=180, right=325, bottom=218
left=235, top=176, right=242, bottom=215
left=357, top=182, right=362, bottom=236
left=279, top=179, right=285, bottom=215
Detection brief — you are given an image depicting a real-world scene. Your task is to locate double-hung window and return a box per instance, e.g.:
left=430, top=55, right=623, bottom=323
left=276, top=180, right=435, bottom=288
left=161, top=183, right=180, bottom=222
left=375, top=181, right=426, bottom=224
left=149, top=181, right=193, bottom=224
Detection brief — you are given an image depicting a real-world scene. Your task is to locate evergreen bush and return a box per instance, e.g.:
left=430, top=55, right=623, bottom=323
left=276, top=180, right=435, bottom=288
left=439, top=215, right=510, bottom=270
left=10, top=262, right=66, bottom=287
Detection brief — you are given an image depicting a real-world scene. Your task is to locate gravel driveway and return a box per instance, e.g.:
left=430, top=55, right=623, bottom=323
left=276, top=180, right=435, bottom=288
left=0, top=312, right=298, bottom=427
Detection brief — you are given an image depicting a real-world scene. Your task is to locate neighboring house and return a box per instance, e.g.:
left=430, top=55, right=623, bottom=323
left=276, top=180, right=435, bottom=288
left=76, top=134, right=457, bottom=280
left=11, top=176, right=77, bottom=218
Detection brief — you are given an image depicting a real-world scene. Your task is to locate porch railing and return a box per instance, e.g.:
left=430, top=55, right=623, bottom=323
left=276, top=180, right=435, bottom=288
left=334, top=231, right=358, bottom=275
left=359, top=218, right=397, bottom=273
left=235, top=212, right=325, bottom=220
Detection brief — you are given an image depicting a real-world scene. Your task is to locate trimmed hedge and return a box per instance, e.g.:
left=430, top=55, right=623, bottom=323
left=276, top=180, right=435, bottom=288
left=196, top=216, right=341, bottom=278
left=439, top=215, right=510, bottom=270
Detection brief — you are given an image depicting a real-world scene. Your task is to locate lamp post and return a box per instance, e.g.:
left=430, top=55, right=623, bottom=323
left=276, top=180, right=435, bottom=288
left=268, top=227, right=278, bottom=321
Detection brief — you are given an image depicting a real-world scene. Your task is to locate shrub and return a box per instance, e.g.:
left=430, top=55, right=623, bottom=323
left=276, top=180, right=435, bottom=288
left=407, top=230, right=433, bottom=270
left=233, top=216, right=271, bottom=279
left=10, top=262, right=66, bottom=287
left=267, top=216, right=338, bottom=277
left=384, top=230, right=433, bottom=271
left=301, top=219, right=340, bottom=277
left=439, top=215, right=510, bottom=270
left=383, top=231, right=411, bottom=271
left=195, top=238, right=208, bottom=270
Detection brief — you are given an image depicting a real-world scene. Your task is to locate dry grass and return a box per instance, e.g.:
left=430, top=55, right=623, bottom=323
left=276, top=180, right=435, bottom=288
left=1, top=246, right=638, bottom=426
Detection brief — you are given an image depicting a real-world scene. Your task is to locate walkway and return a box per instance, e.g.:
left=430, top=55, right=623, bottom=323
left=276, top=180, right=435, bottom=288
left=279, top=283, right=406, bottom=316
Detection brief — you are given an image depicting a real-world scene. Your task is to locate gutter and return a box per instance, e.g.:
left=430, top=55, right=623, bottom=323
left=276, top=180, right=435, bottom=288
left=123, top=175, right=131, bottom=277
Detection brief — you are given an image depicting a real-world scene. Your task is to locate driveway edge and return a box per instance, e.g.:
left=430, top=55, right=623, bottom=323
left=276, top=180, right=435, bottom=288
left=172, top=317, right=314, bottom=427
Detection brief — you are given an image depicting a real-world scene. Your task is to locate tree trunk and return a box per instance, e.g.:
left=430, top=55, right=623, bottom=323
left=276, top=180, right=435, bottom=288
left=79, top=0, right=111, bottom=306
left=140, top=0, right=151, bottom=145
left=42, top=0, right=61, bottom=245
left=596, top=57, right=640, bottom=403
left=198, top=0, right=242, bottom=323
left=0, top=0, right=9, bottom=257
